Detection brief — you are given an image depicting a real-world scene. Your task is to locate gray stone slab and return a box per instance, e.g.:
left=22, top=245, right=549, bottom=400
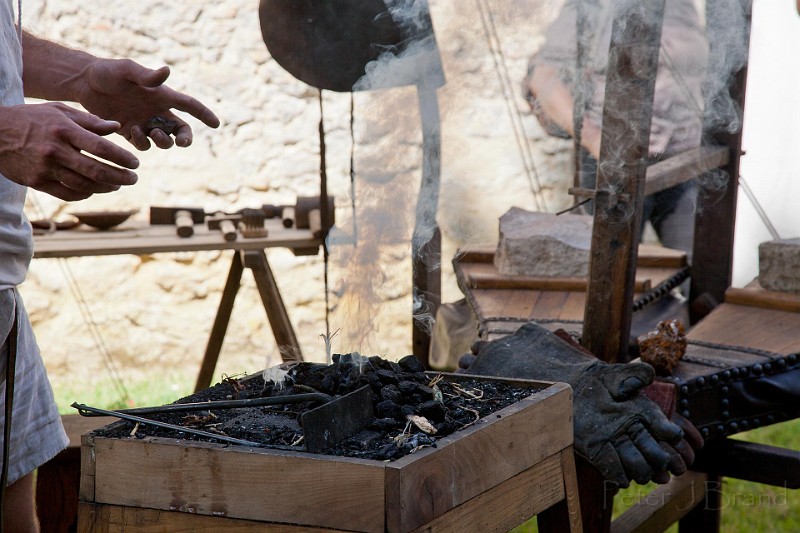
left=759, top=238, right=800, bottom=293
left=494, top=207, right=593, bottom=277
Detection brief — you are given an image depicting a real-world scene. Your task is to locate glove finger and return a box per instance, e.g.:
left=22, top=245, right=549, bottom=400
left=652, top=470, right=671, bottom=484
left=670, top=438, right=695, bottom=468
left=648, top=413, right=684, bottom=445
left=457, top=353, right=476, bottom=370
left=470, top=340, right=488, bottom=355
left=660, top=442, right=688, bottom=476
left=632, top=429, right=672, bottom=473
left=616, top=436, right=654, bottom=486
left=601, top=363, right=654, bottom=400
left=672, top=413, right=704, bottom=452
left=587, top=441, right=631, bottom=489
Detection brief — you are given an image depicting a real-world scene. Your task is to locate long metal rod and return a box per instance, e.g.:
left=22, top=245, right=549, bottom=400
left=74, top=393, right=332, bottom=418
left=72, top=403, right=262, bottom=447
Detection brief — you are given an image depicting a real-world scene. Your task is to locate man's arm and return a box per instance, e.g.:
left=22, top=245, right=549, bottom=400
left=21, top=31, right=95, bottom=102
left=528, top=63, right=602, bottom=159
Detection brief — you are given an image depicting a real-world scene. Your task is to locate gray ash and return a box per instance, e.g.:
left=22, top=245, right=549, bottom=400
left=92, top=354, right=538, bottom=461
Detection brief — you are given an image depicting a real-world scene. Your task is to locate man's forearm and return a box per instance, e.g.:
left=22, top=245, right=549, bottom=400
left=21, top=31, right=96, bottom=102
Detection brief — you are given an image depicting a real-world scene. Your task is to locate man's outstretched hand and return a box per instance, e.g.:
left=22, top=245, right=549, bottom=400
left=77, top=59, right=220, bottom=150
left=0, top=102, right=139, bottom=201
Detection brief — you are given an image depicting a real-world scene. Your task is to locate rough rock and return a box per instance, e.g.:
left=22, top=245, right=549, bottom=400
left=759, top=238, right=800, bottom=293
left=494, top=208, right=593, bottom=277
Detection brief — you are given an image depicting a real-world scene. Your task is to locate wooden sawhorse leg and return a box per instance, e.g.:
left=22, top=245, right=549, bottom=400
left=194, top=249, right=302, bottom=391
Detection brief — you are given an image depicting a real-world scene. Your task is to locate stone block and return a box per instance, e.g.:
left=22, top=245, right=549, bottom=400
left=759, top=238, right=800, bottom=293
left=494, top=207, right=593, bottom=277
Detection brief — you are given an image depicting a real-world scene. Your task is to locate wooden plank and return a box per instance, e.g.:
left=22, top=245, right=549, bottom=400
left=384, top=383, right=573, bottom=532
left=33, top=220, right=319, bottom=258
left=637, top=244, right=687, bottom=268
left=410, top=452, right=566, bottom=533
left=725, top=286, right=800, bottom=314
left=91, top=438, right=387, bottom=532
left=688, top=303, right=800, bottom=354
left=691, top=439, right=800, bottom=488
left=610, top=471, right=708, bottom=533
left=644, top=146, right=729, bottom=197
left=77, top=502, right=341, bottom=532
left=80, top=434, right=97, bottom=503
left=465, top=271, right=651, bottom=293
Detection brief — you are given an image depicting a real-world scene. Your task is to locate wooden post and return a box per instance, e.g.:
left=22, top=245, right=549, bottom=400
left=689, top=0, right=752, bottom=323
left=582, top=0, right=665, bottom=363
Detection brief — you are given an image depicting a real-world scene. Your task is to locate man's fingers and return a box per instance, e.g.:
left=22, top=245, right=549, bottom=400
left=148, top=128, right=175, bottom=149
left=50, top=166, right=124, bottom=195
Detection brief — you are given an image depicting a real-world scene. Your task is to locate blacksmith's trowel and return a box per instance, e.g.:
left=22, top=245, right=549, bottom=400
left=302, top=385, right=374, bottom=453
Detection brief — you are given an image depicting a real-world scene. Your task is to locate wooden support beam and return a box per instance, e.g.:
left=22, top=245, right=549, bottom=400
left=610, top=471, right=708, bottom=533
left=582, top=0, right=665, bottom=362
left=690, top=1, right=753, bottom=322
left=644, top=146, right=730, bottom=196
left=691, top=439, right=800, bottom=488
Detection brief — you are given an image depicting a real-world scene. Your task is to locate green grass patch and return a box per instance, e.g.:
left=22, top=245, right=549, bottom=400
left=52, top=372, right=196, bottom=414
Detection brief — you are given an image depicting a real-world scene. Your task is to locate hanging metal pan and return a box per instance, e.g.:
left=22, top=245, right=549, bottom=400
left=258, top=0, right=442, bottom=92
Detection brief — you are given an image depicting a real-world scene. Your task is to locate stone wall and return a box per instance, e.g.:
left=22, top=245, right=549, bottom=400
left=19, top=0, right=572, bottom=391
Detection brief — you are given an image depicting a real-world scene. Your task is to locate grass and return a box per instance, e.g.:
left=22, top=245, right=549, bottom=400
left=511, top=418, right=800, bottom=532
left=52, top=372, right=197, bottom=414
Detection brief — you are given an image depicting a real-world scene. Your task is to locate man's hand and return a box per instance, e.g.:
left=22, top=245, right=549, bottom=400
left=0, top=103, right=140, bottom=201
left=76, top=59, right=220, bottom=151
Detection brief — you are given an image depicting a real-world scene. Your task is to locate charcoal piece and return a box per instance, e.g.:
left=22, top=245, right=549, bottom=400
left=380, top=384, right=402, bottom=403
left=376, top=369, right=399, bottom=385
left=398, top=380, right=418, bottom=394
left=376, top=400, right=401, bottom=419
left=400, top=404, right=416, bottom=418
left=417, top=400, right=446, bottom=422
left=372, top=418, right=400, bottom=431
left=399, top=355, right=426, bottom=373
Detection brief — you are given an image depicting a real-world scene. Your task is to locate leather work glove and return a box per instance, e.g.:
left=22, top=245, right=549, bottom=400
left=462, top=321, right=698, bottom=488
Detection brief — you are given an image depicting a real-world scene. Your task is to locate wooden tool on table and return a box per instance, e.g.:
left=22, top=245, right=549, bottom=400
left=261, top=196, right=335, bottom=239
left=149, top=206, right=207, bottom=238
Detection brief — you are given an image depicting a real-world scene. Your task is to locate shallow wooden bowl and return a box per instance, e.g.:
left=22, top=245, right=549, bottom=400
left=69, top=209, right=138, bottom=230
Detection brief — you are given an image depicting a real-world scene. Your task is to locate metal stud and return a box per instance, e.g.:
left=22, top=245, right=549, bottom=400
left=710, top=374, right=720, bottom=385
left=753, top=364, right=763, bottom=376
left=722, top=410, right=730, bottom=420
left=701, top=428, right=710, bottom=438
left=721, top=399, right=729, bottom=408
left=788, top=354, right=798, bottom=365
left=722, top=370, right=731, bottom=381
left=729, top=422, right=739, bottom=432
left=695, top=377, right=706, bottom=387
left=682, top=410, right=691, bottom=418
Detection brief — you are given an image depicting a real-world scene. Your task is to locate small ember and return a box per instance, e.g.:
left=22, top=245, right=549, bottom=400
left=637, top=319, right=687, bottom=376
left=93, top=354, right=538, bottom=461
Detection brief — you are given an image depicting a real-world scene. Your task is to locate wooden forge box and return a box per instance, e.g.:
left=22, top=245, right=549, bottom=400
left=77, top=376, right=575, bottom=532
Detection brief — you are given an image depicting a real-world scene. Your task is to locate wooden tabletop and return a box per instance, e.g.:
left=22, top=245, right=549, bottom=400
left=455, top=243, right=687, bottom=340
left=33, top=219, right=320, bottom=259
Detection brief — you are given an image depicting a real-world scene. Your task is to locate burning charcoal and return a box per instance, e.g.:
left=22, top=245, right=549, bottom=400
left=637, top=319, right=687, bottom=376
left=398, top=355, right=426, bottom=373
left=376, top=369, right=399, bottom=385
left=380, top=384, right=402, bottom=403
left=376, top=399, right=401, bottom=419
left=398, top=380, right=418, bottom=394
left=417, top=400, right=446, bottom=422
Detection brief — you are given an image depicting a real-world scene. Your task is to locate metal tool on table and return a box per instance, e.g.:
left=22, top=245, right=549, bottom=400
left=150, top=206, right=244, bottom=241
left=72, top=385, right=374, bottom=453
